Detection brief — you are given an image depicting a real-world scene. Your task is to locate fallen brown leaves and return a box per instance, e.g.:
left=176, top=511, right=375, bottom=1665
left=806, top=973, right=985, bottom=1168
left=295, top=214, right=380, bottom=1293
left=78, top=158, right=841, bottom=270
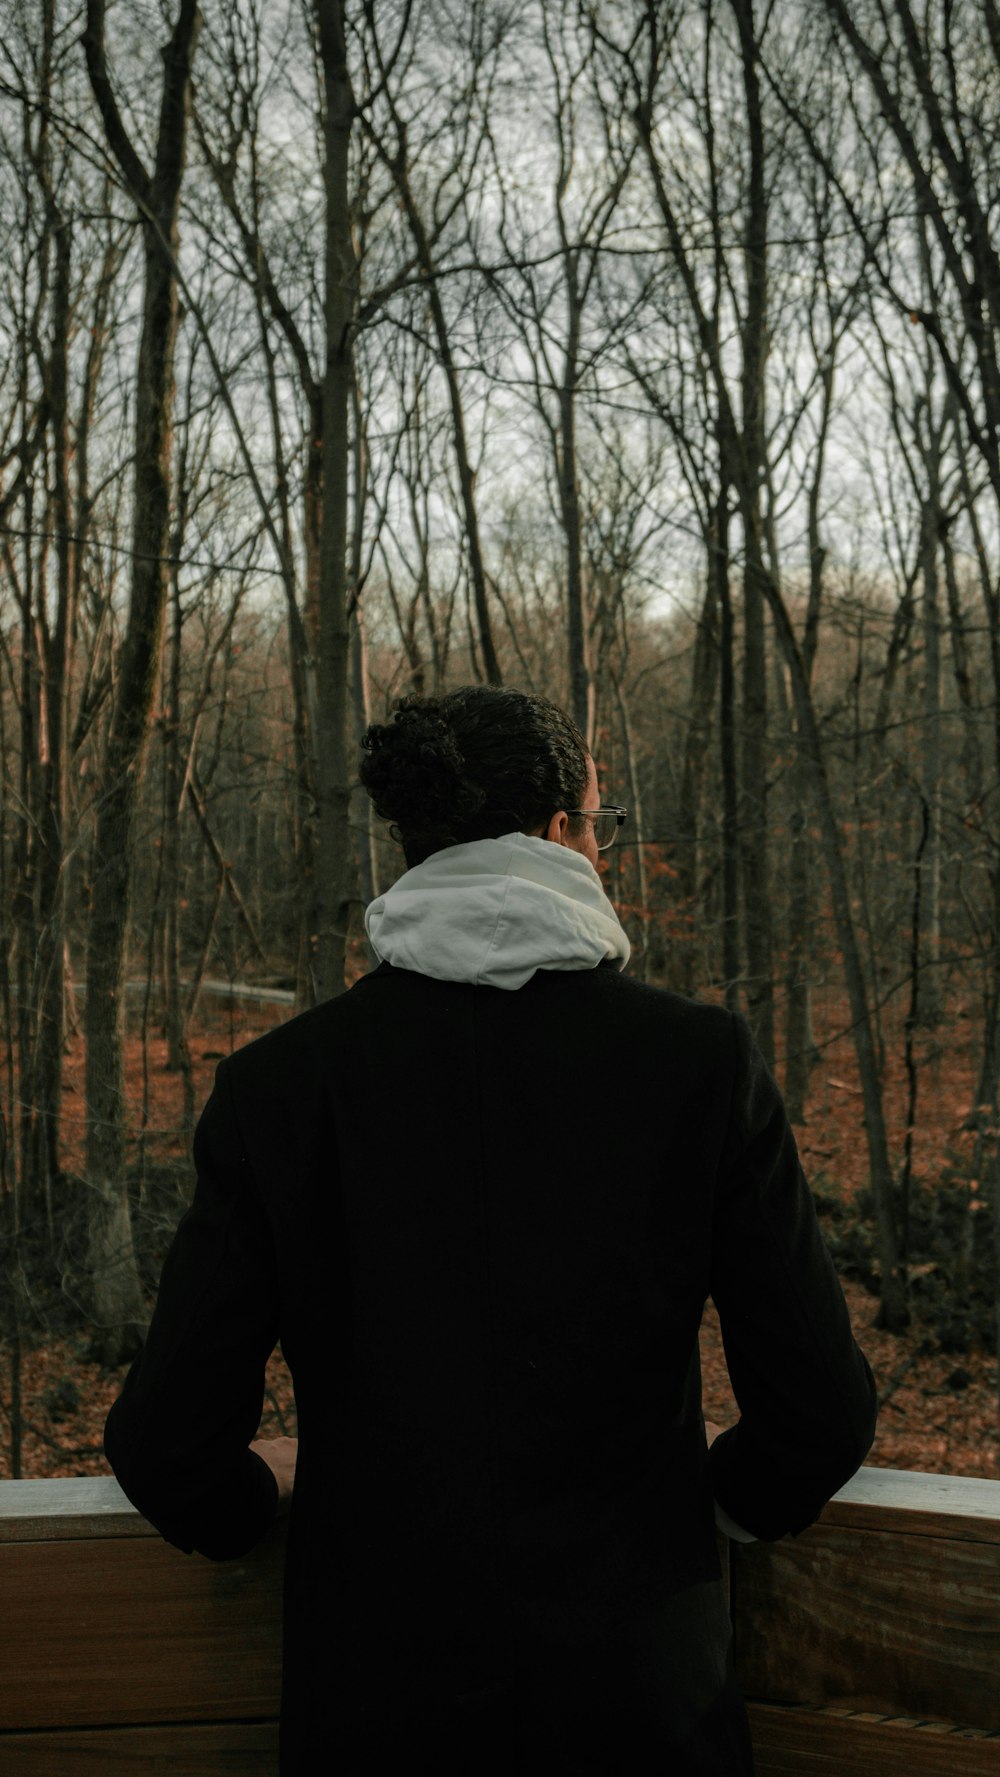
left=699, top=1284, right=998, bottom=1481
left=0, top=1343, right=296, bottom=1481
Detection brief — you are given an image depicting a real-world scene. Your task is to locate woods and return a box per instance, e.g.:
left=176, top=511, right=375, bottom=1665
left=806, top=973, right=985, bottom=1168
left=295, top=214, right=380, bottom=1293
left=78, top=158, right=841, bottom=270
left=0, top=0, right=998, bottom=1458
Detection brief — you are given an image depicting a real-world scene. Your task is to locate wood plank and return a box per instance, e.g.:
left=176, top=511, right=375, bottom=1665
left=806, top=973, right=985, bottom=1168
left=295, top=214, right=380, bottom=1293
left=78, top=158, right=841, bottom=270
left=734, top=1525, right=1000, bottom=1731
left=748, top=1702, right=1000, bottom=1777
left=0, top=1479, right=152, bottom=1544
left=0, top=1532, right=283, bottom=1731
left=4, top=1467, right=996, bottom=1546
left=0, top=1720, right=278, bottom=1775
left=3, top=1466, right=998, bottom=1761
left=825, top=1469, right=1000, bottom=1544
left=13, top=1704, right=995, bottom=1777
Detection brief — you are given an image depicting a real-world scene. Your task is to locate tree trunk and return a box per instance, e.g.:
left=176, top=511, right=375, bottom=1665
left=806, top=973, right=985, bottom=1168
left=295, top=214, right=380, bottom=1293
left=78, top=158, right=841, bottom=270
left=376, top=140, right=501, bottom=688
left=765, top=579, right=908, bottom=1329
left=715, top=488, right=741, bottom=1011
left=610, top=670, right=649, bottom=979
left=676, top=566, right=720, bottom=995
left=771, top=609, right=813, bottom=1122
left=32, top=182, right=75, bottom=1205
left=733, top=0, right=774, bottom=1063
left=739, top=523, right=775, bottom=1062
left=349, top=377, right=378, bottom=918
left=782, top=352, right=831, bottom=1120
left=558, top=301, right=592, bottom=743
left=351, top=606, right=378, bottom=909
left=12, top=530, right=39, bottom=1215
left=83, top=0, right=200, bottom=1361
left=162, top=522, right=185, bottom=1067
left=941, top=526, right=982, bottom=812
left=313, top=0, right=356, bottom=1003
left=781, top=798, right=815, bottom=1123
left=918, top=503, right=944, bottom=1024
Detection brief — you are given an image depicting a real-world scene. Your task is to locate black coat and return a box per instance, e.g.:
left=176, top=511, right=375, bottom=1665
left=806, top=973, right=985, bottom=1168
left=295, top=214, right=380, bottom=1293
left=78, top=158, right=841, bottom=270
left=105, top=961, right=877, bottom=1774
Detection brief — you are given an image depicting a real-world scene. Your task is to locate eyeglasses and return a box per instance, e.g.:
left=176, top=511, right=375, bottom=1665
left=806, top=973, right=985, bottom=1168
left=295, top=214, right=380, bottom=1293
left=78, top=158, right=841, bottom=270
left=565, top=806, right=628, bottom=851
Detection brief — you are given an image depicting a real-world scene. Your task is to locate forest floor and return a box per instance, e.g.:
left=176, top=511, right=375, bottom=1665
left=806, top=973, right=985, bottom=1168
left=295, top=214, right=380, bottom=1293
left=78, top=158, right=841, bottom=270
left=1, top=982, right=997, bottom=1481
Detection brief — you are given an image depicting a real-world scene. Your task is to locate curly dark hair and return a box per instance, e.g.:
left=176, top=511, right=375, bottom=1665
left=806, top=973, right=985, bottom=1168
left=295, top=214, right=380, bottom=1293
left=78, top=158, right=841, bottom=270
left=359, top=686, right=590, bottom=867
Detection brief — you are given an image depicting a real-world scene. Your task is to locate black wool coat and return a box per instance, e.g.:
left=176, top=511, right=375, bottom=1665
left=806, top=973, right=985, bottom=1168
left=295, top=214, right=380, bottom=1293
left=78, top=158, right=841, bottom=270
left=105, top=961, right=877, bottom=1775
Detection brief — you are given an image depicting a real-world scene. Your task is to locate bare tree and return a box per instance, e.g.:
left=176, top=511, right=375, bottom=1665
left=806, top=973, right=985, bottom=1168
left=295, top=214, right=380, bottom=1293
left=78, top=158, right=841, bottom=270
left=486, top=3, right=636, bottom=740
left=312, top=0, right=357, bottom=1001
left=82, top=0, right=201, bottom=1359
left=357, top=0, right=504, bottom=687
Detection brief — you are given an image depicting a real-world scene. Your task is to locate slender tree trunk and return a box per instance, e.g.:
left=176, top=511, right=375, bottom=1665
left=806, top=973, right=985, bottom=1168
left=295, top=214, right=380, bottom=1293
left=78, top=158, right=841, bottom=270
left=13, top=518, right=40, bottom=1210
left=676, top=567, right=720, bottom=995
left=349, top=379, right=378, bottom=916
left=918, top=502, right=944, bottom=1024
left=162, top=562, right=184, bottom=1066
left=733, top=0, right=774, bottom=1063
left=558, top=301, right=592, bottom=743
left=781, top=799, right=815, bottom=1123
left=26, top=0, right=69, bottom=1202
left=739, top=526, right=775, bottom=1061
left=351, top=605, right=378, bottom=909
left=610, top=670, right=649, bottom=979
left=198, top=125, right=326, bottom=1013
left=381, top=156, right=501, bottom=688
left=941, top=527, right=982, bottom=810
left=0, top=689, right=18, bottom=1218
left=773, top=618, right=815, bottom=1123
left=783, top=370, right=829, bottom=1119
left=949, top=424, right=1000, bottom=1115
left=901, top=798, right=930, bottom=1272
left=765, top=578, right=908, bottom=1328
left=35, top=210, right=74, bottom=1205
left=313, top=0, right=355, bottom=1003
left=973, top=666, right=1000, bottom=1120
left=83, top=0, right=200, bottom=1360
left=715, top=488, right=741, bottom=1010
left=298, top=414, right=324, bottom=1009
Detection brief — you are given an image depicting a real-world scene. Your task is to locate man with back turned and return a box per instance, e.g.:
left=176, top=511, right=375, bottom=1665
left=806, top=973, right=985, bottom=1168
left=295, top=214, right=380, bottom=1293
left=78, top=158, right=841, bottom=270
left=105, top=686, right=877, bottom=1774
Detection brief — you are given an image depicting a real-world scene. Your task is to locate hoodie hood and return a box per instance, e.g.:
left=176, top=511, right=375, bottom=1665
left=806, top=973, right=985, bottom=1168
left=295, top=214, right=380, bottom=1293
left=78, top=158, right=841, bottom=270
left=364, top=831, right=631, bottom=990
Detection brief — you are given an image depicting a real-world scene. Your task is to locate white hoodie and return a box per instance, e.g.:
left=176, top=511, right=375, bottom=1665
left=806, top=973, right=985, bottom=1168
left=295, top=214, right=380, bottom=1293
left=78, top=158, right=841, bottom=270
left=364, top=831, right=631, bottom=989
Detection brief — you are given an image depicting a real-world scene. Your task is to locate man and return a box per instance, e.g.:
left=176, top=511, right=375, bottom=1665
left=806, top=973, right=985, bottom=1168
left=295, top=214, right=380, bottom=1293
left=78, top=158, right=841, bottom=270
left=106, top=687, right=877, bottom=1773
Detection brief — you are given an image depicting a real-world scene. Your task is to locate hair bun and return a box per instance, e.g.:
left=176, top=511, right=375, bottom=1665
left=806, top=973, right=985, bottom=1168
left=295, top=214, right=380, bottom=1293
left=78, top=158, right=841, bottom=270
left=359, top=685, right=589, bottom=867
left=360, top=697, right=485, bottom=835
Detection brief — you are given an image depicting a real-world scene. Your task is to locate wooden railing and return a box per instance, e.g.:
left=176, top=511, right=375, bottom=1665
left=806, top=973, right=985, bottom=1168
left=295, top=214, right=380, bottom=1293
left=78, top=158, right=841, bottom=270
left=0, top=1467, right=997, bottom=1775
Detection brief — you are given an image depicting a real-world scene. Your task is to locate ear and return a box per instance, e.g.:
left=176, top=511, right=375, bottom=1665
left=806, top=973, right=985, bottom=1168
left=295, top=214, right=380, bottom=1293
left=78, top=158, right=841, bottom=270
left=544, top=809, right=572, bottom=846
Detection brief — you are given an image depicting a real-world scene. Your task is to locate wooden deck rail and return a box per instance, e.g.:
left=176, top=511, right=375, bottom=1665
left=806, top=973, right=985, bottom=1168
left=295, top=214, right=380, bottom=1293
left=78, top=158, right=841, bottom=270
left=0, top=1467, right=997, bottom=1774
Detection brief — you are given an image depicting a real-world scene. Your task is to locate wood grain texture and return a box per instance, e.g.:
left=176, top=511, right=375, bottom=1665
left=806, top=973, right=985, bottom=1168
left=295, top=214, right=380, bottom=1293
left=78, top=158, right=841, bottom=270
left=0, top=1479, right=151, bottom=1544
left=748, top=1703, right=1000, bottom=1776
left=2, top=1468, right=999, bottom=1771
left=0, top=1720, right=278, bottom=1775
left=0, top=1532, right=283, bottom=1731
left=826, top=1469, right=1000, bottom=1544
left=734, top=1524, right=1000, bottom=1730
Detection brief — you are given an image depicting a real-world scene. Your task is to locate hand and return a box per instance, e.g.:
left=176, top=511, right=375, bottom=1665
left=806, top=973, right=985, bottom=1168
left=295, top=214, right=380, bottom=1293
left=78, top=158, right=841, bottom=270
left=251, top=1435, right=298, bottom=1515
left=704, top=1420, right=724, bottom=1447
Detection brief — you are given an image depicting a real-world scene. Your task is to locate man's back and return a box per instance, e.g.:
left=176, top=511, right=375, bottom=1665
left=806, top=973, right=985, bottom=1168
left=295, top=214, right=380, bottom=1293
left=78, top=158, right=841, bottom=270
left=107, top=959, right=875, bottom=1772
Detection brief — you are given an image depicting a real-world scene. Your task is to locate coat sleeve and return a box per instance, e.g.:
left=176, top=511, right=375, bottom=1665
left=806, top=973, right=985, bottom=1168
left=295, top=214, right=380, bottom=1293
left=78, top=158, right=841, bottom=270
left=104, top=1059, right=281, bottom=1560
left=708, top=1014, right=878, bottom=1541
